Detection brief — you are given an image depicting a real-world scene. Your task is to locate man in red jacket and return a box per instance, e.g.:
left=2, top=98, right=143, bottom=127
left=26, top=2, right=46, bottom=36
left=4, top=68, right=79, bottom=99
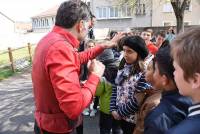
left=32, top=1, right=123, bottom=134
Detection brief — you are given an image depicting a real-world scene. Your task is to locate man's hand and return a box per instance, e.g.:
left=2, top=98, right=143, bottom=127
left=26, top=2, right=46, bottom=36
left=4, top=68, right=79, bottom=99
left=88, top=59, right=105, bottom=78
left=100, top=32, right=125, bottom=49
left=112, top=111, right=121, bottom=120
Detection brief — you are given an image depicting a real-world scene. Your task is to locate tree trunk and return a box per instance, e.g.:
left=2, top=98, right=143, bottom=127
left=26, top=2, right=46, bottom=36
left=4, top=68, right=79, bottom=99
left=171, top=0, right=188, bottom=34
left=176, top=14, right=184, bottom=33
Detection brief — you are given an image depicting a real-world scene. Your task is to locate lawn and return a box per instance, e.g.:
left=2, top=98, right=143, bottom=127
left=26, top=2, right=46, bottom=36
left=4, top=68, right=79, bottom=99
left=0, top=44, right=35, bottom=80
left=0, top=67, right=14, bottom=81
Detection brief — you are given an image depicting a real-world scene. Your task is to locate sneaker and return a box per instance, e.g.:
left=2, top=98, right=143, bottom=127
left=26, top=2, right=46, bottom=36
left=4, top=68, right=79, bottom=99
left=90, top=109, right=97, bottom=117
left=82, top=108, right=90, bottom=116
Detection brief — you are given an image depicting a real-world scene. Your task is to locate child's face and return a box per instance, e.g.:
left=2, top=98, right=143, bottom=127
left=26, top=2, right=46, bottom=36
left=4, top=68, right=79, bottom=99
left=145, top=61, right=154, bottom=84
left=152, top=62, right=166, bottom=90
left=155, top=35, right=164, bottom=47
left=141, top=31, right=152, bottom=42
left=87, top=42, right=95, bottom=49
left=123, top=46, right=138, bottom=64
left=173, top=60, right=192, bottom=96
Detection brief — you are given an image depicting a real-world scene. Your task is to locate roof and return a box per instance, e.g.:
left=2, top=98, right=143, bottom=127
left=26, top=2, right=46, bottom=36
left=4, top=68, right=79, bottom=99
left=0, top=11, right=15, bottom=23
left=32, top=5, right=59, bottom=18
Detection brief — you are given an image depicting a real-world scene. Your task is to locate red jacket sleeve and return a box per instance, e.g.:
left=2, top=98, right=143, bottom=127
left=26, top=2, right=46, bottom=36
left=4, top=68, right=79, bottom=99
left=45, top=42, right=100, bottom=120
left=78, top=45, right=104, bottom=64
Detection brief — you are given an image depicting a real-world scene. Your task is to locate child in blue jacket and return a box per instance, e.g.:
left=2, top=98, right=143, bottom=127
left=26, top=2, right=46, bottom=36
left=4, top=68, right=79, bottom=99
left=144, top=44, right=192, bottom=134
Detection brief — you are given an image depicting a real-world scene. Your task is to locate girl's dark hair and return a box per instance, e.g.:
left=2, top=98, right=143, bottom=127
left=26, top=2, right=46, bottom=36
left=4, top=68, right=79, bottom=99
left=154, top=44, right=175, bottom=81
left=55, top=0, right=92, bottom=28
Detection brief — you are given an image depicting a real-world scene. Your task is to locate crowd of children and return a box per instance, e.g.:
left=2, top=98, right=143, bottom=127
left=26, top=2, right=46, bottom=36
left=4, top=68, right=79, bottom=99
left=79, top=26, right=200, bottom=134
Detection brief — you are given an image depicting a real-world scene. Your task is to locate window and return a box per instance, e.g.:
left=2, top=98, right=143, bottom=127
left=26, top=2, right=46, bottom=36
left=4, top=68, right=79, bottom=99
left=109, top=7, right=114, bottom=17
left=135, top=4, right=146, bottom=15
left=135, top=0, right=146, bottom=15
left=163, top=0, right=191, bottom=12
left=42, top=19, right=44, bottom=27
left=96, top=5, right=132, bottom=19
left=108, top=7, right=121, bottom=18
left=185, top=0, right=191, bottom=11
left=96, top=7, right=107, bottom=19
left=38, top=20, right=40, bottom=27
left=103, top=7, right=107, bottom=18
left=45, top=19, right=49, bottom=26
left=163, top=2, right=173, bottom=12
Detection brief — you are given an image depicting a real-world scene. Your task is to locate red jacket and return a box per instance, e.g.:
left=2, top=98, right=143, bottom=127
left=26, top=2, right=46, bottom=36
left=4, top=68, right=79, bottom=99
left=32, top=26, right=104, bottom=133
left=147, top=42, right=158, bottom=55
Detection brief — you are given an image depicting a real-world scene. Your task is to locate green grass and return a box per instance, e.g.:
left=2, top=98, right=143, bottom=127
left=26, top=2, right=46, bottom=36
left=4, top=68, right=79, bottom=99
left=0, top=45, right=35, bottom=65
left=0, top=44, right=35, bottom=80
left=0, top=67, right=14, bottom=81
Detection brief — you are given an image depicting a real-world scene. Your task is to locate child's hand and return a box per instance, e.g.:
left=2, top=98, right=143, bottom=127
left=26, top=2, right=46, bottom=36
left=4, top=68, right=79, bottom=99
left=112, top=111, right=121, bottom=120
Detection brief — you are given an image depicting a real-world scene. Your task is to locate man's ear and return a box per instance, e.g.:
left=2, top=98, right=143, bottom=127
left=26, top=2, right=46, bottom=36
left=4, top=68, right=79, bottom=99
left=191, top=73, right=200, bottom=89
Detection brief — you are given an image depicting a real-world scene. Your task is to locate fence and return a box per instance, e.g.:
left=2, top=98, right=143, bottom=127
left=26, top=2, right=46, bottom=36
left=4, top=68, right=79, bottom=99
left=0, top=43, right=36, bottom=73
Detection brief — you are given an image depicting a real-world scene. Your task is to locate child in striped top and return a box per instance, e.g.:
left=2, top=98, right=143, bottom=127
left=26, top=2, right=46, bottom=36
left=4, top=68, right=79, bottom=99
left=110, top=36, right=150, bottom=134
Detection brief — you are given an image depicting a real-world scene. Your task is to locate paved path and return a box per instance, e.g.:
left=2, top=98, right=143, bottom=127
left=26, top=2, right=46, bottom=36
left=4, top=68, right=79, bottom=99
left=0, top=68, right=100, bottom=134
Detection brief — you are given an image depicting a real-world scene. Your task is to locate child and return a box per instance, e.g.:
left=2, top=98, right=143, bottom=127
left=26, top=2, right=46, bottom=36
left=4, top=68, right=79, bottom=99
left=110, top=36, right=150, bottom=134
left=81, top=40, right=96, bottom=116
left=155, top=31, right=166, bottom=48
left=144, top=45, right=192, bottom=134
left=96, top=61, right=122, bottom=134
left=141, top=28, right=158, bottom=55
left=133, top=60, right=162, bottom=134
left=166, top=27, right=200, bottom=133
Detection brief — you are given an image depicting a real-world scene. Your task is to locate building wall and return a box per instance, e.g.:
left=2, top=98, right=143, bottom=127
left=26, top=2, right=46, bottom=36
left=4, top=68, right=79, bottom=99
left=91, top=0, right=152, bottom=30
left=152, top=0, right=200, bottom=27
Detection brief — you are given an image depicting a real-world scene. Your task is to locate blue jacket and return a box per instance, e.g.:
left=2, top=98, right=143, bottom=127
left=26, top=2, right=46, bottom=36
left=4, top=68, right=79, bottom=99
left=166, top=104, right=200, bottom=134
left=144, top=90, right=192, bottom=134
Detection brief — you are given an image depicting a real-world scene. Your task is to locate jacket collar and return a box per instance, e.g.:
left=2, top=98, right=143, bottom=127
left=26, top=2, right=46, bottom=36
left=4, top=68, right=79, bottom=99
left=52, top=25, right=80, bottom=48
left=188, top=103, right=200, bottom=117
left=162, top=89, right=178, bottom=97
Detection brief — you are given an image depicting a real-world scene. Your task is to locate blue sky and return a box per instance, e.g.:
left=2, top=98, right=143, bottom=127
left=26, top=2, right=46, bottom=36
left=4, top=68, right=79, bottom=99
left=0, top=0, right=67, bottom=22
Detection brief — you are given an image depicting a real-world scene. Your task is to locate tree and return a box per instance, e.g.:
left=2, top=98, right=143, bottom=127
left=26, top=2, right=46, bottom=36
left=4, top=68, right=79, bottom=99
left=171, top=0, right=189, bottom=33
left=118, top=0, right=190, bottom=33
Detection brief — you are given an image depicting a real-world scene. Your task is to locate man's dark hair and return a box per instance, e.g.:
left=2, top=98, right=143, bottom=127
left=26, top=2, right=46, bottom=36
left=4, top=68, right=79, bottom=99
left=55, top=0, right=92, bottom=28
left=153, top=44, right=174, bottom=81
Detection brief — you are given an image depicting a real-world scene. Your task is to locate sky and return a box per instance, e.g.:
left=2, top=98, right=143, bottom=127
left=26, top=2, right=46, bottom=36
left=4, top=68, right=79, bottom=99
left=0, top=0, right=68, bottom=22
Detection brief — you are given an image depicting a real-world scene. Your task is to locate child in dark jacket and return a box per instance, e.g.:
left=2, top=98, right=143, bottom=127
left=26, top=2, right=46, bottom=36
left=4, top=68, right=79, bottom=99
left=166, top=27, right=200, bottom=134
left=110, top=36, right=150, bottom=134
left=144, top=44, right=192, bottom=134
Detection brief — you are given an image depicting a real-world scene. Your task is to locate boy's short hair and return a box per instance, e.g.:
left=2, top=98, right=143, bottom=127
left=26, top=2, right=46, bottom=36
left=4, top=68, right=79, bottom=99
left=142, top=28, right=153, bottom=36
left=154, top=44, right=174, bottom=81
left=171, top=27, right=200, bottom=81
left=155, top=31, right=165, bottom=38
